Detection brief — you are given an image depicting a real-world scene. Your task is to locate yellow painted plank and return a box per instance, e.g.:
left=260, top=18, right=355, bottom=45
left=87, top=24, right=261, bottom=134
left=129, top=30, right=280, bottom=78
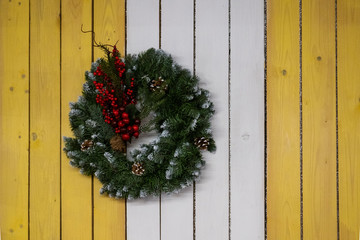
left=302, top=0, right=337, bottom=239
left=94, top=0, right=126, bottom=58
left=267, top=0, right=300, bottom=239
left=93, top=0, right=126, bottom=239
left=30, top=0, right=60, bottom=239
left=0, top=0, right=29, bottom=239
left=61, top=0, right=92, bottom=239
left=338, top=1, right=360, bottom=239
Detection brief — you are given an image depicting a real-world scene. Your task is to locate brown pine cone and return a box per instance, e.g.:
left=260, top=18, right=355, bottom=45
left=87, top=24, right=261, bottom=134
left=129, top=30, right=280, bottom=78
left=132, top=162, right=145, bottom=176
left=194, top=137, right=210, bottom=150
left=81, top=139, right=93, bottom=151
left=110, top=135, right=126, bottom=153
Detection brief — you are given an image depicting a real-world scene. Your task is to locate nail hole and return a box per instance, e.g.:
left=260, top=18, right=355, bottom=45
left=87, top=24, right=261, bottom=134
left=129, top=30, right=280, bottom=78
left=19, top=224, right=23, bottom=228
left=18, top=1, right=21, bottom=5
left=9, top=87, right=14, bottom=91
left=32, top=132, right=37, bottom=141
left=25, top=90, right=29, bottom=93
left=317, top=56, right=322, bottom=61
left=18, top=135, right=21, bottom=139
left=241, top=133, right=250, bottom=141
left=21, top=74, right=26, bottom=78
left=282, top=69, right=287, bottom=76
left=9, top=229, right=14, bottom=233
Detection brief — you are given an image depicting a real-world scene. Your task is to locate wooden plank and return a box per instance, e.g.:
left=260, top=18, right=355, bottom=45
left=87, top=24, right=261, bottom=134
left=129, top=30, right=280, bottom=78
left=126, top=1, right=160, bottom=239
left=126, top=0, right=159, bottom=53
left=266, top=0, right=300, bottom=239
left=195, top=0, right=229, bottom=239
left=230, top=0, right=264, bottom=239
left=162, top=0, right=193, bottom=70
left=0, top=0, right=29, bottom=239
left=93, top=0, right=126, bottom=239
left=302, top=0, right=337, bottom=239
left=338, top=1, right=360, bottom=239
left=161, top=0, right=194, bottom=239
left=29, top=0, right=61, bottom=239
left=61, top=0, right=92, bottom=239
left=126, top=198, right=160, bottom=240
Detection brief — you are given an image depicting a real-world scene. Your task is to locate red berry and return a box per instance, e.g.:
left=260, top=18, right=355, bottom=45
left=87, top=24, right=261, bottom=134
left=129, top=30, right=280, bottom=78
left=134, top=119, right=141, bottom=125
left=120, top=127, right=127, bottom=133
left=127, top=126, right=133, bottom=132
left=132, top=125, right=139, bottom=132
left=113, top=110, right=119, bottom=116
left=121, top=133, right=130, bottom=141
left=122, top=112, right=129, bottom=119
left=119, top=107, right=125, bottom=112
left=133, top=132, right=139, bottom=138
left=123, top=118, right=130, bottom=125
left=118, top=121, right=125, bottom=127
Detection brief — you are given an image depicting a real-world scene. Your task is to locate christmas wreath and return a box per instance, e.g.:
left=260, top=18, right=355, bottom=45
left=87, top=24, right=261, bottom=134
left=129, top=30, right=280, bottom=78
left=63, top=45, right=215, bottom=199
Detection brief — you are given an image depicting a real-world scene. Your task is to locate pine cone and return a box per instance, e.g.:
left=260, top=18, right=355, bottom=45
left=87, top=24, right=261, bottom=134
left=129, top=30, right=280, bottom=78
left=149, top=77, right=168, bottom=92
left=81, top=139, right=93, bottom=151
left=110, top=135, right=126, bottom=153
left=132, top=162, right=145, bottom=176
left=194, top=137, right=210, bottom=150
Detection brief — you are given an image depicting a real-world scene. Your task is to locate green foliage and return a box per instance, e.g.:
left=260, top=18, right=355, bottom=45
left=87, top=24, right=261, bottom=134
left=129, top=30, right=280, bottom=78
left=63, top=47, right=216, bottom=199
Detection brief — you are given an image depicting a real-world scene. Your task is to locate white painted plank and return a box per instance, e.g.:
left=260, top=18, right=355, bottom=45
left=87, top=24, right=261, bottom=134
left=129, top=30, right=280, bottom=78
left=230, top=0, right=264, bottom=239
left=126, top=1, right=160, bottom=240
left=161, top=0, right=193, bottom=71
left=161, top=0, right=194, bottom=240
left=195, top=1, right=230, bottom=240
left=127, top=0, right=159, bottom=54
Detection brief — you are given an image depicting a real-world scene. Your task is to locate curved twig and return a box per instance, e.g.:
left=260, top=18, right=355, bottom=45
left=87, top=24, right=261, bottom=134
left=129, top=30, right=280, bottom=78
left=81, top=24, right=117, bottom=49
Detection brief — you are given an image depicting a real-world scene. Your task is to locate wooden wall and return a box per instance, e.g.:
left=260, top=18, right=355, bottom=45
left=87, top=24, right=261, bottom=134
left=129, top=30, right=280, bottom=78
left=0, top=0, right=359, bottom=239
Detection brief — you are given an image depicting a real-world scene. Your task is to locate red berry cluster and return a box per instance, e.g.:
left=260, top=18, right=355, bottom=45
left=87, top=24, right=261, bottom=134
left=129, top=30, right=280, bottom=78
left=124, top=77, right=136, bottom=105
left=113, top=46, right=126, bottom=78
left=92, top=46, right=140, bottom=142
left=112, top=46, right=136, bottom=106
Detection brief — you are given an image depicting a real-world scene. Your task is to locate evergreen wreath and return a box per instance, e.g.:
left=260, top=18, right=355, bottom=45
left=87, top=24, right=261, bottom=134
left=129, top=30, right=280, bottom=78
left=63, top=45, right=216, bottom=199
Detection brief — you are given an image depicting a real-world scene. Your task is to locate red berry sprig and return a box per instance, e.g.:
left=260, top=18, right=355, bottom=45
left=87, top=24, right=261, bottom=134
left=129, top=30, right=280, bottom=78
left=92, top=46, right=140, bottom=142
left=113, top=46, right=126, bottom=78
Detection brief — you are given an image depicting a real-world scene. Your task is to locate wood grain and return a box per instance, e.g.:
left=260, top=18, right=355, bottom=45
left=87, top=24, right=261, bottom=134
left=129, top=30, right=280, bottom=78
left=0, top=0, right=29, bottom=239
left=302, top=0, right=337, bottom=239
left=93, top=0, right=126, bottom=239
left=29, top=0, right=61, bottom=239
left=161, top=0, right=194, bottom=239
left=195, top=0, right=230, bottom=239
left=61, top=0, right=93, bottom=239
left=267, top=0, right=300, bottom=239
left=231, top=0, right=264, bottom=239
left=126, top=0, right=161, bottom=239
left=338, top=1, right=360, bottom=239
